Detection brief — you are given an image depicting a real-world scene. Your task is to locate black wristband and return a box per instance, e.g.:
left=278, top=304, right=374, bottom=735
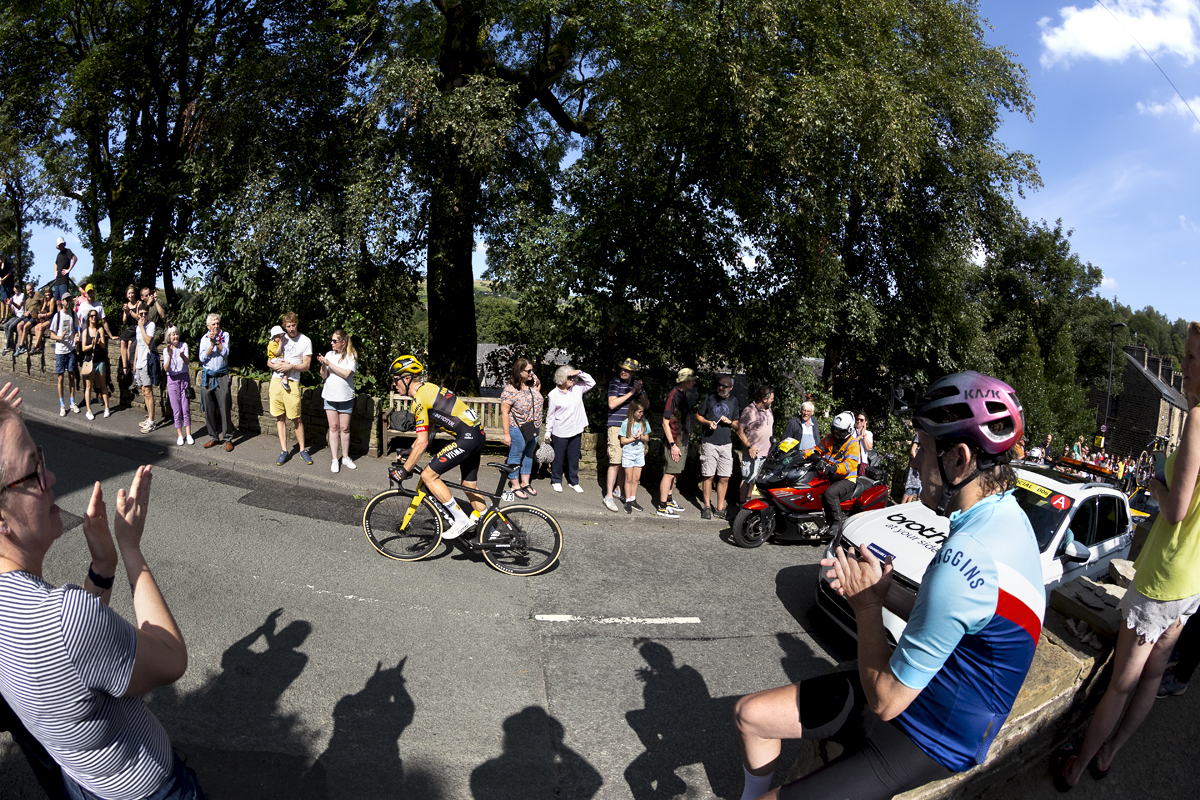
left=87, top=564, right=115, bottom=590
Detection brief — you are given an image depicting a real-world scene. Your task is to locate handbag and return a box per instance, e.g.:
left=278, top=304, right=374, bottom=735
left=519, top=420, right=537, bottom=443
left=80, top=357, right=93, bottom=377
left=535, top=440, right=554, bottom=464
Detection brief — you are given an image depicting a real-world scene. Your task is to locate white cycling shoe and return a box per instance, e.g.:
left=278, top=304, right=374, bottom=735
left=441, top=517, right=475, bottom=540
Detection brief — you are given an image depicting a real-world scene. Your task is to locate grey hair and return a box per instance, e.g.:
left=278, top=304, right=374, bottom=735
left=0, top=401, right=23, bottom=508
left=165, top=325, right=179, bottom=341
left=553, top=365, right=573, bottom=386
left=802, top=401, right=815, bottom=413
left=206, top=313, right=221, bottom=325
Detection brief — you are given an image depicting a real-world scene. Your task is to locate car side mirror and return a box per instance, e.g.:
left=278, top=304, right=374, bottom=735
left=1062, top=539, right=1090, bottom=564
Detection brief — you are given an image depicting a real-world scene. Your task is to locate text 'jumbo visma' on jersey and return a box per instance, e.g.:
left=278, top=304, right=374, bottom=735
left=888, top=490, right=1046, bottom=772
left=412, top=383, right=483, bottom=437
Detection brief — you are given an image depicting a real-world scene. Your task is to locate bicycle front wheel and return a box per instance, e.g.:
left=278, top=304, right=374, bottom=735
left=1136, top=450, right=1153, bottom=486
left=363, top=490, right=444, bottom=561
left=478, top=505, right=563, bottom=576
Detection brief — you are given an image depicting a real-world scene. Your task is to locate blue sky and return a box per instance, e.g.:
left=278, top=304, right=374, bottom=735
left=978, top=0, right=1199, bottom=323
left=28, top=1, right=1199, bottom=324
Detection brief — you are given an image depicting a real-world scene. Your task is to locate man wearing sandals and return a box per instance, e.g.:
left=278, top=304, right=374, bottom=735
left=734, top=372, right=1044, bottom=800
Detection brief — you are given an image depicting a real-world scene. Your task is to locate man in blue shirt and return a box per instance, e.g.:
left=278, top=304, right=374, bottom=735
left=198, top=313, right=235, bottom=451
left=733, top=371, right=1044, bottom=800
left=603, top=358, right=649, bottom=512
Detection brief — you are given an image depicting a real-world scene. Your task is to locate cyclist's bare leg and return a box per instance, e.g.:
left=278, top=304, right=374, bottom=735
left=420, top=466, right=455, bottom=506
left=461, top=480, right=487, bottom=514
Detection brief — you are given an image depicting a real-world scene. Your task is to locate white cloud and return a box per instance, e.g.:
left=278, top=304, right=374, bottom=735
left=1039, top=1, right=1200, bottom=67
left=1137, top=94, right=1200, bottom=129
left=1181, top=214, right=1200, bottom=231
left=474, top=240, right=489, bottom=253
left=1101, top=275, right=1119, bottom=289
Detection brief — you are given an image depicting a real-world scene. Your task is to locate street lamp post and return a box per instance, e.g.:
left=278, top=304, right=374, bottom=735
left=1105, top=321, right=1128, bottom=433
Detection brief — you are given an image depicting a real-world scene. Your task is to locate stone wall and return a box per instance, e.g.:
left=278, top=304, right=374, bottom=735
left=1087, top=345, right=1183, bottom=458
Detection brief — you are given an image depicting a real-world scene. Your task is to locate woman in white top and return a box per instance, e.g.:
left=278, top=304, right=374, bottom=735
left=317, top=329, right=357, bottom=473
left=542, top=366, right=595, bottom=492
left=162, top=326, right=193, bottom=446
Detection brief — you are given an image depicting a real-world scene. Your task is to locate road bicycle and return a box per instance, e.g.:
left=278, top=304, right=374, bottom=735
left=362, top=452, right=563, bottom=576
left=1131, top=434, right=1170, bottom=493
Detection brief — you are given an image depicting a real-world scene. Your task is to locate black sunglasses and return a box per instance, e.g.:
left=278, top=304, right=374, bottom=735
left=2, top=447, right=46, bottom=494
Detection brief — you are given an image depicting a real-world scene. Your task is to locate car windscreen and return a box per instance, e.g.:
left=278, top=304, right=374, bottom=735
left=1013, top=480, right=1072, bottom=552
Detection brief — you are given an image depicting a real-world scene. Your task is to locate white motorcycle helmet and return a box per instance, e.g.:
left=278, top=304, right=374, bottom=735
left=832, top=411, right=855, bottom=440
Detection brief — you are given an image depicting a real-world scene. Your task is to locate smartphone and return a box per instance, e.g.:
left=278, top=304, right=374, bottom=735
left=1154, top=451, right=1167, bottom=488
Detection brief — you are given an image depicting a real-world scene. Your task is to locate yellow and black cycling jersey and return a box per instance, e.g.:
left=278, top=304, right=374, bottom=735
left=413, top=382, right=483, bottom=436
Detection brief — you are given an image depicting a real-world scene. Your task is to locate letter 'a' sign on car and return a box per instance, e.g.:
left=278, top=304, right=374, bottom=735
left=1051, top=494, right=1072, bottom=511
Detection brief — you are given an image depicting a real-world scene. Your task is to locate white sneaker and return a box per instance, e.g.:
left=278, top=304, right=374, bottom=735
left=70, top=401, right=79, bottom=414
left=177, top=435, right=184, bottom=445
left=59, top=406, right=67, bottom=417
left=103, top=409, right=111, bottom=419
left=604, top=495, right=620, bottom=512
left=85, top=410, right=95, bottom=421
left=441, top=517, right=474, bottom=540
left=341, top=457, right=356, bottom=470
left=185, top=434, right=193, bottom=444
left=552, top=483, right=563, bottom=493
left=331, top=460, right=340, bottom=473
left=572, top=484, right=585, bottom=494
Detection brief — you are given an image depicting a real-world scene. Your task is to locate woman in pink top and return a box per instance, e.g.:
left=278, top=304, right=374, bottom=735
left=543, top=366, right=595, bottom=493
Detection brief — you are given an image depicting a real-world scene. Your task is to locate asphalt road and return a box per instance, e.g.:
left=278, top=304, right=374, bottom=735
left=0, top=420, right=858, bottom=800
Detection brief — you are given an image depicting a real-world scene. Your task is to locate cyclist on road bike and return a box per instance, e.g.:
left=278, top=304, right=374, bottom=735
left=390, top=355, right=488, bottom=540
left=734, top=371, right=1045, bottom=800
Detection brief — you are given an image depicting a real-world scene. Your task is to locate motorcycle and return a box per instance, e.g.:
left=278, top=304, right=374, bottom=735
left=732, top=439, right=892, bottom=548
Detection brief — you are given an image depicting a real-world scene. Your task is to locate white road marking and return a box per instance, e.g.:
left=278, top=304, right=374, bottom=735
left=534, top=614, right=701, bottom=624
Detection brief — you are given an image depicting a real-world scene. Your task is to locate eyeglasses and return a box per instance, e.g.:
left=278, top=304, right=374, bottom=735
left=718, top=384, right=733, bottom=390
left=857, top=417, right=866, bottom=422
left=521, top=368, right=534, bottom=374
left=2, top=447, right=46, bottom=494
left=331, top=338, right=343, bottom=344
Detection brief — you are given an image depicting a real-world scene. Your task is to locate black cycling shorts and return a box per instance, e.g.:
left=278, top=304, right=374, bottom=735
left=778, top=671, right=952, bottom=800
left=427, top=427, right=485, bottom=483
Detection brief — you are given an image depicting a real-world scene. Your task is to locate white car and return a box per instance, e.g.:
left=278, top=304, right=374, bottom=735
left=815, top=462, right=1137, bottom=644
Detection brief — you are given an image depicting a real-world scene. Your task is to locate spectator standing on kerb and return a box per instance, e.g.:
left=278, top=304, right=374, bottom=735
left=317, top=328, right=358, bottom=473
left=133, top=305, right=158, bottom=432
left=500, top=358, right=544, bottom=499
left=52, top=236, right=76, bottom=301
left=619, top=399, right=652, bottom=513
left=782, top=401, right=822, bottom=450
left=657, top=368, right=697, bottom=518
left=696, top=376, right=740, bottom=520
left=199, top=313, right=235, bottom=451
left=738, top=384, right=775, bottom=504
left=270, top=312, right=313, bottom=466
left=604, top=358, right=649, bottom=513
left=139, top=286, right=167, bottom=395
left=48, top=294, right=79, bottom=416
left=543, top=366, right=595, bottom=493
left=903, top=432, right=922, bottom=503
left=162, top=326, right=193, bottom=446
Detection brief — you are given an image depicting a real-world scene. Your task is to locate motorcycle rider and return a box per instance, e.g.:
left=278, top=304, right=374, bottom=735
left=804, top=411, right=861, bottom=539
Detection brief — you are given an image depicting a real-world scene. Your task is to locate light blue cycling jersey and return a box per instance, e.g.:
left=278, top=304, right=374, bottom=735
left=890, top=490, right=1046, bottom=771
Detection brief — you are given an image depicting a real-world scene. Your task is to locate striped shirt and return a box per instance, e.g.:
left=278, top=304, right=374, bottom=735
left=0, top=571, right=172, bottom=799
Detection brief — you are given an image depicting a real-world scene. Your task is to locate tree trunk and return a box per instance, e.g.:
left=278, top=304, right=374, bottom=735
left=426, top=162, right=480, bottom=394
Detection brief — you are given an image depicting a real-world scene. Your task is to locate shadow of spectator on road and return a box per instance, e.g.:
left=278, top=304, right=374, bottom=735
left=623, top=640, right=739, bottom=799
left=146, top=608, right=321, bottom=799
left=471, top=706, right=600, bottom=800
left=301, top=657, right=440, bottom=800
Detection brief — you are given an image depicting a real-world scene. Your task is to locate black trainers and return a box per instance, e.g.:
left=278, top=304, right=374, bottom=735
left=624, top=501, right=633, bottom=515
left=629, top=499, right=644, bottom=512
left=700, top=507, right=713, bottom=520
left=656, top=504, right=680, bottom=518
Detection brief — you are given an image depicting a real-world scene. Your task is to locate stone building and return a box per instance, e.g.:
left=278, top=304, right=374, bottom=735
left=1088, top=344, right=1188, bottom=458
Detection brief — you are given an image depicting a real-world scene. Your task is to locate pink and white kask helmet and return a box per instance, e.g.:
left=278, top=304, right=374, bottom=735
left=912, top=371, right=1024, bottom=514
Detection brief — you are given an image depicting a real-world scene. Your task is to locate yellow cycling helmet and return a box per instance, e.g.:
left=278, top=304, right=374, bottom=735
left=390, top=354, right=424, bottom=376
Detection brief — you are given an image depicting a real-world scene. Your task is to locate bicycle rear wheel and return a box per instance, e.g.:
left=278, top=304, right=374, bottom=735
left=479, top=505, right=563, bottom=576
left=363, top=490, right=444, bottom=561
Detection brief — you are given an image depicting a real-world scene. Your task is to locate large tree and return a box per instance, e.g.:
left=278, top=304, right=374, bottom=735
left=488, top=0, right=1038, bottom=412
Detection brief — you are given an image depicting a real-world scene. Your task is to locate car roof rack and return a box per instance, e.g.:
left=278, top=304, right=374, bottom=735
left=1017, top=457, right=1120, bottom=487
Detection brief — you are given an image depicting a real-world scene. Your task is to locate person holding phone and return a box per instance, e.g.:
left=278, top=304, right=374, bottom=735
left=198, top=313, right=235, bottom=451
left=1056, top=321, right=1200, bottom=789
